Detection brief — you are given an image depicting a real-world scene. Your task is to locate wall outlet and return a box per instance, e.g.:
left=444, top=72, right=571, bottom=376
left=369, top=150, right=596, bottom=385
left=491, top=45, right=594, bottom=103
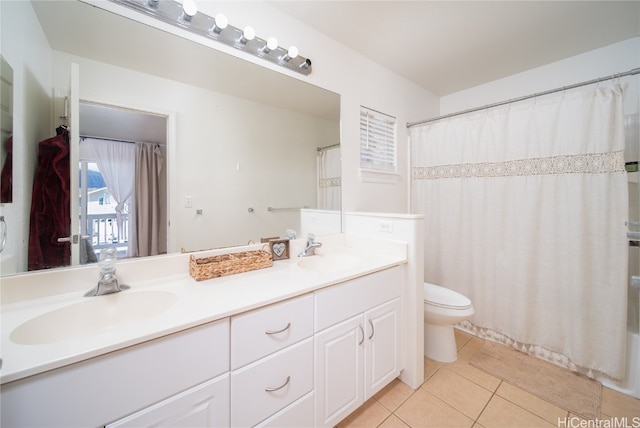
left=184, top=196, right=193, bottom=208
left=379, top=221, right=393, bottom=233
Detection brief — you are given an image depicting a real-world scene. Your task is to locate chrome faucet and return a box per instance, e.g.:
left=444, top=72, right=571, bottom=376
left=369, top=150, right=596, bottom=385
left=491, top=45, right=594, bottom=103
left=85, top=248, right=130, bottom=297
left=298, top=233, right=322, bottom=257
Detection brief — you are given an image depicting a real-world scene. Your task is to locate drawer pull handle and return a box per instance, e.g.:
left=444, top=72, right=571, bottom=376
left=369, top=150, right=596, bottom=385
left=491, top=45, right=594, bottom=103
left=368, top=319, right=375, bottom=340
left=265, top=322, right=291, bottom=335
left=265, top=376, right=290, bottom=392
left=358, top=324, right=364, bottom=346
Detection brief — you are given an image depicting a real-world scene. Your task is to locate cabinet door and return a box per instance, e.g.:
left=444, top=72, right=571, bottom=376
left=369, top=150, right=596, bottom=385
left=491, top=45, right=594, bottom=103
left=106, top=374, right=229, bottom=428
left=314, top=315, right=364, bottom=428
left=364, top=298, right=401, bottom=399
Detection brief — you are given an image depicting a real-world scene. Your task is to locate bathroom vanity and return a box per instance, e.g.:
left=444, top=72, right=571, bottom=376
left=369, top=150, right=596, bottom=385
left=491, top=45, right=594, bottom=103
left=0, top=234, right=408, bottom=427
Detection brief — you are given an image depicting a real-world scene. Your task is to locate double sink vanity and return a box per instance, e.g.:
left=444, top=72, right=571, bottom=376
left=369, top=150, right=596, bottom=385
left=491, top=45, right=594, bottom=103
left=0, top=234, right=408, bottom=427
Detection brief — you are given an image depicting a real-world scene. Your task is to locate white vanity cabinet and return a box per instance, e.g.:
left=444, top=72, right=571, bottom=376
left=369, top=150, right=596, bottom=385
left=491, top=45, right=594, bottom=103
left=230, top=294, right=315, bottom=427
left=314, top=266, right=402, bottom=427
left=0, top=319, right=230, bottom=428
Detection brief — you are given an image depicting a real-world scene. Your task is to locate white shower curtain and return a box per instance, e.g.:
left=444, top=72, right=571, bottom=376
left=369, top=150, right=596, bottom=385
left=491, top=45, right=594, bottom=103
left=317, top=146, right=342, bottom=211
left=411, top=85, right=629, bottom=380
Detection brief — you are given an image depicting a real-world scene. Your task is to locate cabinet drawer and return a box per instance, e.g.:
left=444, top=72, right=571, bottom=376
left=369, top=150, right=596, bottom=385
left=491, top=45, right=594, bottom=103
left=230, top=338, right=313, bottom=427
left=231, top=294, right=313, bottom=370
left=315, top=266, right=401, bottom=332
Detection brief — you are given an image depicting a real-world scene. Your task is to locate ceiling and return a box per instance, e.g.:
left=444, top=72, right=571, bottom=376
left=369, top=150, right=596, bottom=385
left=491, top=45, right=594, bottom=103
left=270, top=1, right=640, bottom=96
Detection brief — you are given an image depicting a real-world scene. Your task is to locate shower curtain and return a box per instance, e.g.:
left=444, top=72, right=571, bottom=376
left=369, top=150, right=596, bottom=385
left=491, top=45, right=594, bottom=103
left=411, top=85, right=629, bottom=380
left=317, top=146, right=342, bottom=210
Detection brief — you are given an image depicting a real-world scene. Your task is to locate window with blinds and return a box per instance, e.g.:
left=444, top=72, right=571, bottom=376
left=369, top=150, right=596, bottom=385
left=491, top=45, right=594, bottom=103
left=359, top=107, right=397, bottom=172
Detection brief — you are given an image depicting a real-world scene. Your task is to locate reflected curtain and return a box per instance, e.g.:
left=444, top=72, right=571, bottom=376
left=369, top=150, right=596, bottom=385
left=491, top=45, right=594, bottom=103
left=317, top=146, right=341, bottom=210
left=131, top=142, right=164, bottom=257
left=84, top=138, right=136, bottom=249
left=410, top=85, right=629, bottom=380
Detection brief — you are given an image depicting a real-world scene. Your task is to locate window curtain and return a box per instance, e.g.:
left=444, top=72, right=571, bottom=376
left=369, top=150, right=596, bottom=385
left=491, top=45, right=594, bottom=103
left=84, top=138, right=136, bottom=252
left=317, top=146, right=341, bottom=211
left=131, top=142, right=165, bottom=257
left=410, top=85, right=629, bottom=380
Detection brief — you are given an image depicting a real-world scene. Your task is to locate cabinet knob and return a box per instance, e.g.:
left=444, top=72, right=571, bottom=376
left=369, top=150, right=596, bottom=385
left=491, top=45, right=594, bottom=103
left=358, top=324, right=364, bottom=346
left=368, top=319, right=375, bottom=340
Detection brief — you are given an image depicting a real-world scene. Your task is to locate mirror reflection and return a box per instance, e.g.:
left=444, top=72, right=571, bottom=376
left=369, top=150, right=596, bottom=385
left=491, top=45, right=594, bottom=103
left=0, top=0, right=341, bottom=276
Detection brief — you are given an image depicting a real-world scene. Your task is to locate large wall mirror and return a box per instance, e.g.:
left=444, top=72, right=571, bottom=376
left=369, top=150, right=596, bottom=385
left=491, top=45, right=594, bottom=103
left=0, top=0, right=341, bottom=276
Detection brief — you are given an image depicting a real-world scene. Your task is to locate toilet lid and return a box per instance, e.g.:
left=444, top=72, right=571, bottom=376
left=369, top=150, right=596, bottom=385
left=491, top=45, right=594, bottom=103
left=424, top=283, right=473, bottom=310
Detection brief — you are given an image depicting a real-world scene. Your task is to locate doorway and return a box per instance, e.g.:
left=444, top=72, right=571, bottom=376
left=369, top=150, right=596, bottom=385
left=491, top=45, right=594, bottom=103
left=78, top=101, right=168, bottom=263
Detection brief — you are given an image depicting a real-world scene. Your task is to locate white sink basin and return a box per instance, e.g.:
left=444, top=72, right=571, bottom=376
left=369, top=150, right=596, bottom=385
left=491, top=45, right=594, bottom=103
left=297, top=253, right=362, bottom=273
left=10, top=290, right=177, bottom=345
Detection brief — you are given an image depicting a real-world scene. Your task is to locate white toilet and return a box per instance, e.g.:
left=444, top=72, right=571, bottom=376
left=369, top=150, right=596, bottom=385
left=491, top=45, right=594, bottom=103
left=423, top=282, right=475, bottom=362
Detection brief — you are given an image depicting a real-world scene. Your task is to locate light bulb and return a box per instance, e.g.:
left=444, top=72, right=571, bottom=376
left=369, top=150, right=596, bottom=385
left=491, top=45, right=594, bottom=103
left=182, top=0, right=197, bottom=20
left=267, top=37, right=278, bottom=50
left=210, top=13, right=228, bottom=33
left=262, top=36, right=278, bottom=53
left=241, top=26, right=255, bottom=43
left=282, top=46, right=298, bottom=61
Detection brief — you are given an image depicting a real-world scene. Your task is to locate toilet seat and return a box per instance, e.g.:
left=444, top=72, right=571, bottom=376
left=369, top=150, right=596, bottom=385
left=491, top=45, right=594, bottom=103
left=424, top=283, right=472, bottom=310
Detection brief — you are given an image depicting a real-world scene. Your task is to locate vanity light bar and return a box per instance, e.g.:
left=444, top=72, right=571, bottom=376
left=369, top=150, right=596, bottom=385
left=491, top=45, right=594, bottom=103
left=110, top=0, right=312, bottom=75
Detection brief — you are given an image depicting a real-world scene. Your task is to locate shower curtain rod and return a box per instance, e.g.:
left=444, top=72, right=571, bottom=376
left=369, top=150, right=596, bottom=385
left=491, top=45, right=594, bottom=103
left=406, top=67, right=640, bottom=128
left=80, top=135, right=162, bottom=146
left=317, top=143, right=340, bottom=152
left=81, top=135, right=138, bottom=144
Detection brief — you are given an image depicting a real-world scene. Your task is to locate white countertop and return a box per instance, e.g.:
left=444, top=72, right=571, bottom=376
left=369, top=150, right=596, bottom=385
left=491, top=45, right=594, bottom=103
left=0, top=234, right=407, bottom=384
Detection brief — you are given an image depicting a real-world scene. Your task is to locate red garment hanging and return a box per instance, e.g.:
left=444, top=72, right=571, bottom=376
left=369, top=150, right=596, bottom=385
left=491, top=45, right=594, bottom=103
left=28, top=128, right=71, bottom=271
left=0, top=136, right=12, bottom=203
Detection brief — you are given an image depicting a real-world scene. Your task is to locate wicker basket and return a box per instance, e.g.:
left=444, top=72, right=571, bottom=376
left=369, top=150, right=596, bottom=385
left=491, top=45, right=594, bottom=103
left=189, top=248, right=273, bottom=281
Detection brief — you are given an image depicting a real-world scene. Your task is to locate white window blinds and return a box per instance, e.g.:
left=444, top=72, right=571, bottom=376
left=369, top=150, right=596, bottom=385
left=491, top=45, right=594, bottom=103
left=359, top=107, right=397, bottom=172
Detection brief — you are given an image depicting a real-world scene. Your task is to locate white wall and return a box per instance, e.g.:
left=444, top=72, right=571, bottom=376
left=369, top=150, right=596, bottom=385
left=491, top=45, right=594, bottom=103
left=0, top=1, right=53, bottom=273
left=441, top=38, right=640, bottom=115
left=51, top=52, right=338, bottom=252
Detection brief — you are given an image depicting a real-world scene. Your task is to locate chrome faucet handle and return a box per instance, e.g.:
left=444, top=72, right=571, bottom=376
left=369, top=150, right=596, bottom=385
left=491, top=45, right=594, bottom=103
left=307, top=233, right=316, bottom=243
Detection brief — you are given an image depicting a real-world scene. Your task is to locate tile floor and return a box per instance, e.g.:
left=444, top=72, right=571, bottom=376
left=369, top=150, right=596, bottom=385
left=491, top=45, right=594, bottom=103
left=338, top=329, right=640, bottom=428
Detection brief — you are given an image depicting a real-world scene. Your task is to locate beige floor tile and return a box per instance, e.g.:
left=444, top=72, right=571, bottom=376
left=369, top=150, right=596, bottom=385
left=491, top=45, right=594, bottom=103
left=337, top=398, right=391, bottom=428
left=454, top=328, right=473, bottom=350
left=477, top=395, right=557, bottom=428
left=395, top=388, right=474, bottom=428
left=423, top=357, right=444, bottom=383
left=457, top=337, right=485, bottom=363
left=601, top=387, right=640, bottom=418
left=496, top=381, right=568, bottom=424
left=422, top=367, right=493, bottom=420
left=449, top=360, right=501, bottom=392
left=375, top=379, right=416, bottom=412
left=379, top=414, right=410, bottom=428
